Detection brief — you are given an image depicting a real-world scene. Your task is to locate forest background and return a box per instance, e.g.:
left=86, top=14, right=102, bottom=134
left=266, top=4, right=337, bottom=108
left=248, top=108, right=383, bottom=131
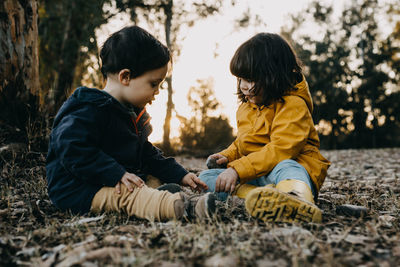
left=1, top=0, right=399, bottom=155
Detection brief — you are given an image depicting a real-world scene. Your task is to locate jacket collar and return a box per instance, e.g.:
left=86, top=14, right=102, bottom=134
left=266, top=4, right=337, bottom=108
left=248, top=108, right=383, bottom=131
left=72, top=87, right=153, bottom=136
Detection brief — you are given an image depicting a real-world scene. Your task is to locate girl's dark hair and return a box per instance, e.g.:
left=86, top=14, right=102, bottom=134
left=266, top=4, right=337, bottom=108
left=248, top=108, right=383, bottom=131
left=230, top=33, right=303, bottom=106
left=100, top=26, right=170, bottom=78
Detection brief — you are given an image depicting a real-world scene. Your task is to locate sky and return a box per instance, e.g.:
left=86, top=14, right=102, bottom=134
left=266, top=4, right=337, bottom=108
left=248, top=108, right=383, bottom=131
left=148, top=0, right=334, bottom=142
left=97, top=0, right=390, bottom=143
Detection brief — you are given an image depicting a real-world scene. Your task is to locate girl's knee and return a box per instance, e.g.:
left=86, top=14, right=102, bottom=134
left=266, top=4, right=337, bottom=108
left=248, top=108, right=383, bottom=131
left=277, top=159, right=298, bottom=168
left=199, top=169, right=224, bottom=193
left=199, top=168, right=224, bottom=176
left=198, top=169, right=224, bottom=181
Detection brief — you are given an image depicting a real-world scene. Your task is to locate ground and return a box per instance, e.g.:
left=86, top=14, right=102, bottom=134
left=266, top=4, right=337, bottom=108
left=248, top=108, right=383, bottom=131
left=1, top=141, right=399, bottom=266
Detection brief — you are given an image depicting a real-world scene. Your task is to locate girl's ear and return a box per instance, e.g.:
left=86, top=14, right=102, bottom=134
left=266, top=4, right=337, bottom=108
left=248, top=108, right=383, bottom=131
left=118, top=69, right=131, bottom=85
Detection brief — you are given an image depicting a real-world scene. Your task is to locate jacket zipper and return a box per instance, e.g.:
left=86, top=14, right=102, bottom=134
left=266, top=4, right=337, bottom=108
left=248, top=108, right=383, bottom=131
left=131, top=117, right=139, bottom=135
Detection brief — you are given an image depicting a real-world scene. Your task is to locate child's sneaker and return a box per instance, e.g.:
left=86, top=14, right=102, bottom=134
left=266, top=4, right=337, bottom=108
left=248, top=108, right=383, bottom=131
left=245, top=180, right=322, bottom=223
left=174, top=192, right=216, bottom=221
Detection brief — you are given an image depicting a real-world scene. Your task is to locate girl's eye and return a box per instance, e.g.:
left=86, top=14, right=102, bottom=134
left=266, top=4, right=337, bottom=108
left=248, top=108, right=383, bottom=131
left=237, top=78, right=252, bottom=85
left=151, top=83, right=159, bottom=88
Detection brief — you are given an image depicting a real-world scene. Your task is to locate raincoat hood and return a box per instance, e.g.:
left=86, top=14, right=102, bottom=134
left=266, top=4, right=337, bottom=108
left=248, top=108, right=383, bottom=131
left=289, top=76, right=314, bottom=113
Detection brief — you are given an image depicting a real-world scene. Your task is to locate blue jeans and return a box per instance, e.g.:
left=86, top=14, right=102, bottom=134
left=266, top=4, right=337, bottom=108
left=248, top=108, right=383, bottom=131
left=199, top=159, right=316, bottom=201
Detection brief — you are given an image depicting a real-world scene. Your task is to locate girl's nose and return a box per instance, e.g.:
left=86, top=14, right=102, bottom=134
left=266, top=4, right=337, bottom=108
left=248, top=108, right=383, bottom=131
left=239, top=79, right=253, bottom=90
left=241, top=81, right=254, bottom=91
left=241, top=83, right=250, bottom=90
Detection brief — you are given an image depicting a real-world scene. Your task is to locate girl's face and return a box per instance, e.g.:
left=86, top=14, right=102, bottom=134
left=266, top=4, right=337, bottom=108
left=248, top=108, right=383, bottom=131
left=122, top=65, right=168, bottom=108
left=237, top=78, right=262, bottom=104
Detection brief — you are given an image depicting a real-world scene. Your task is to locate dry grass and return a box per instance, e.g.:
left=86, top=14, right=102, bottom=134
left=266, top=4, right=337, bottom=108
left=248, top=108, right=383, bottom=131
left=1, top=147, right=399, bottom=266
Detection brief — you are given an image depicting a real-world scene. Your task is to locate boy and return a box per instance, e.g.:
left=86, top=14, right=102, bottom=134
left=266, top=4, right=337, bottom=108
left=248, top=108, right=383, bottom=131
left=46, top=26, right=216, bottom=221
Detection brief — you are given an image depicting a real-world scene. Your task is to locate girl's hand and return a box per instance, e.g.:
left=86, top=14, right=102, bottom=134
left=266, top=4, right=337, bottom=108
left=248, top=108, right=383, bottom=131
left=215, top=167, right=239, bottom=193
left=208, top=153, right=228, bottom=165
left=115, top=172, right=145, bottom=194
left=181, top=173, right=208, bottom=192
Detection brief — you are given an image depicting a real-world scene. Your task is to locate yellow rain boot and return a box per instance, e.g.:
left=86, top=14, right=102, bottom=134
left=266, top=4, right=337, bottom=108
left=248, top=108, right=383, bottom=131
left=233, top=184, right=275, bottom=199
left=233, top=184, right=257, bottom=199
left=245, top=179, right=322, bottom=223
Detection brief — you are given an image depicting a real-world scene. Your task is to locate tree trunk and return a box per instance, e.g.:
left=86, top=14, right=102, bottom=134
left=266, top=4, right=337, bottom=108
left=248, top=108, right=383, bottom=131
left=0, top=0, right=40, bottom=129
left=162, top=0, right=174, bottom=154
left=50, top=1, right=79, bottom=116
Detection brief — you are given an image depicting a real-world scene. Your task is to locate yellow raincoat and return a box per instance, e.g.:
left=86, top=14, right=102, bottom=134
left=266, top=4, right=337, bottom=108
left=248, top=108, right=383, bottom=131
left=219, top=77, right=330, bottom=192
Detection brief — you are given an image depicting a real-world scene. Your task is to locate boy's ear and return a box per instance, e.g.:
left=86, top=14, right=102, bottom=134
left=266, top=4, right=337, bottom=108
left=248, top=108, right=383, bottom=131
left=118, top=69, right=131, bottom=85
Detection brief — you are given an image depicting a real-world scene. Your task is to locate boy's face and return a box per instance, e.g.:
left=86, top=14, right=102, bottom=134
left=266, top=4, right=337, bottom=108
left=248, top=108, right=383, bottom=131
left=121, top=64, right=168, bottom=108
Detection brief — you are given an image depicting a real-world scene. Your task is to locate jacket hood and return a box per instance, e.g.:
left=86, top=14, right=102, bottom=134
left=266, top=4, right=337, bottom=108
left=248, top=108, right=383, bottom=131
left=289, top=76, right=313, bottom=113
left=66, top=86, right=135, bottom=114
left=57, top=87, right=152, bottom=137
left=54, top=87, right=132, bottom=126
left=73, top=87, right=123, bottom=108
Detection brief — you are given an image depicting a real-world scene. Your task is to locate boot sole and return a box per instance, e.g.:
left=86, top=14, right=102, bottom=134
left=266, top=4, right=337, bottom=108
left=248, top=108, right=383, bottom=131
left=245, top=187, right=322, bottom=223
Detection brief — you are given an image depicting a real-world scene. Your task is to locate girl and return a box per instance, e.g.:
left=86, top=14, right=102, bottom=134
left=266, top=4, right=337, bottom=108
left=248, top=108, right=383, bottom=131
left=199, top=33, right=330, bottom=223
left=46, top=26, right=216, bottom=222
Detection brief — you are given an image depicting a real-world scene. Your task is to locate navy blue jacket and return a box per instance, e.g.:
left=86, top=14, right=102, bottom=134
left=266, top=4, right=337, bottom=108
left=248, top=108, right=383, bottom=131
left=46, top=87, right=188, bottom=214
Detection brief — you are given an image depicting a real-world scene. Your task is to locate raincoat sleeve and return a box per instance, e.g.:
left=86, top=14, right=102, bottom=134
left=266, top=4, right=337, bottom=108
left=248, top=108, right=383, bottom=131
left=219, top=137, right=240, bottom=162
left=219, top=104, right=242, bottom=162
left=51, top=105, right=125, bottom=186
left=228, top=96, right=312, bottom=183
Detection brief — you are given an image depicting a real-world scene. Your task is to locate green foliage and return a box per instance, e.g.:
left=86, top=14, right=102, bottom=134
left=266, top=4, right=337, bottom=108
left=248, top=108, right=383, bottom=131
left=282, top=0, right=400, bottom=149
left=38, top=0, right=122, bottom=115
left=178, top=79, right=234, bottom=154
left=120, top=0, right=223, bottom=56
left=120, top=0, right=224, bottom=151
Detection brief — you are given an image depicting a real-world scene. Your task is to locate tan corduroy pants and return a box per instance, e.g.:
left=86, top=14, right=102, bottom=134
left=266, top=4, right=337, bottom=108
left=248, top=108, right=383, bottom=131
left=91, top=181, right=182, bottom=221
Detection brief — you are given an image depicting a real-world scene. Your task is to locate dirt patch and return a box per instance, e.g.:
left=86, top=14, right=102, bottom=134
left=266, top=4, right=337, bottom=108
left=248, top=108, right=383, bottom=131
left=1, top=146, right=399, bottom=266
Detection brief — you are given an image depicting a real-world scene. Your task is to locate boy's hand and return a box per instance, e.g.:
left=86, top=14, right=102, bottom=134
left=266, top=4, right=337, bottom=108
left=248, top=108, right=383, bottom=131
left=208, top=153, right=228, bottom=165
left=215, top=167, right=238, bottom=193
left=181, top=173, right=208, bottom=192
left=115, top=172, right=145, bottom=194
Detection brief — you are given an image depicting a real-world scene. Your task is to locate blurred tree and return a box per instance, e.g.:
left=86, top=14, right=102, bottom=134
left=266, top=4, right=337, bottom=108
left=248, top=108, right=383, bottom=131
left=282, top=0, right=400, bottom=149
left=38, top=0, right=116, bottom=116
left=178, top=78, right=234, bottom=155
left=0, top=0, right=40, bottom=130
left=378, top=1, right=400, bottom=146
left=121, top=0, right=224, bottom=153
left=38, top=0, right=225, bottom=152
left=282, top=3, right=351, bottom=149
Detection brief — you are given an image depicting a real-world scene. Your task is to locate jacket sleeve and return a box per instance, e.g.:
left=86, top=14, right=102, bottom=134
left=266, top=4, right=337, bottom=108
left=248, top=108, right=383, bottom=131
left=51, top=105, right=125, bottom=186
left=218, top=104, right=242, bottom=161
left=228, top=96, right=312, bottom=183
left=141, top=141, right=188, bottom=184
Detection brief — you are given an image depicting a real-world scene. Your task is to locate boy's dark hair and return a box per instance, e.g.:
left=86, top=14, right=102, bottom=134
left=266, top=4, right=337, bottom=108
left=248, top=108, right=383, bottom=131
left=230, top=33, right=303, bottom=106
left=100, top=26, right=170, bottom=78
